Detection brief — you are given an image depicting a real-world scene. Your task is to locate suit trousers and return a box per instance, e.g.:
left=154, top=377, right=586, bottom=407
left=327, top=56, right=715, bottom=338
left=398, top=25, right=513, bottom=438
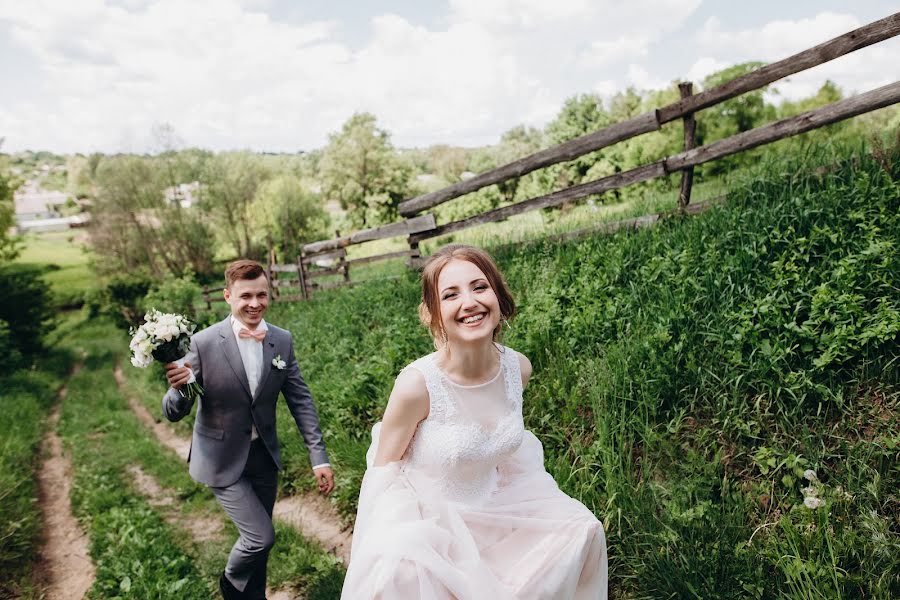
left=211, top=439, right=278, bottom=598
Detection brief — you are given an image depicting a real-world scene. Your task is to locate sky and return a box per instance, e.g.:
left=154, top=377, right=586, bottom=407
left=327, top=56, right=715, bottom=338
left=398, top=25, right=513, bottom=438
left=0, top=1, right=897, bottom=154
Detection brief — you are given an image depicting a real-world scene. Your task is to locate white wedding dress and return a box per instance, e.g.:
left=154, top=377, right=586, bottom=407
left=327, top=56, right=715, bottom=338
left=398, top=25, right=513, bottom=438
left=341, top=346, right=607, bottom=599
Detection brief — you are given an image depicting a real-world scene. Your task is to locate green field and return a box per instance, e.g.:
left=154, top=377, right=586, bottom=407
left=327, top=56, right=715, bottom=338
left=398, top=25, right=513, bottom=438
left=268, top=140, right=900, bottom=598
left=14, top=230, right=95, bottom=307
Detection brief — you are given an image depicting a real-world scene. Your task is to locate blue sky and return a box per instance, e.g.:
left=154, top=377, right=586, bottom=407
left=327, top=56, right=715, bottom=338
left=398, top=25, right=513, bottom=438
left=1, top=1, right=897, bottom=153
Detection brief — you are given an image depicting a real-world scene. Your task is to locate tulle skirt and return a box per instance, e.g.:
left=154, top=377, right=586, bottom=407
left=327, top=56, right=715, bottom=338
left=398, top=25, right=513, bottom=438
left=341, top=427, right=607, bottom=599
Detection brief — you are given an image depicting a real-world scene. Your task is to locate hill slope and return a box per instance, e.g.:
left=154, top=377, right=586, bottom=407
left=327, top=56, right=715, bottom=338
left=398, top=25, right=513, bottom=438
left=271, top=139, right=899, bottom=598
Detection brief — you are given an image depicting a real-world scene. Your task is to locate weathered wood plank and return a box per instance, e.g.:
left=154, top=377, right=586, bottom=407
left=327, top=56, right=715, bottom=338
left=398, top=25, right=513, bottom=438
left=658, top=13, right=900, bottom=123
left=302, top=214, right=437, bottom=254
left=306, top=265, right=345, bottom=279
left=269, top=264, right=299, bottom=273
left=300, top=248, right=346, bottom=265
left=296, top=255, right=308, bottom=301
left=665, top=81, right=900, bottom=171
left=409, top=162, right=665, bottom=243
left=271, top=278, right=302, bottom=289
left=345, top=249, right=414, bottom=267
left=397, top=111, right=660, bottom=216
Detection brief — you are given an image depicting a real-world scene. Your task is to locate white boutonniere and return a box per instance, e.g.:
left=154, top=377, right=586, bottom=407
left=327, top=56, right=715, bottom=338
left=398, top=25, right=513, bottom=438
left=272, top=354, right=286, bottom=370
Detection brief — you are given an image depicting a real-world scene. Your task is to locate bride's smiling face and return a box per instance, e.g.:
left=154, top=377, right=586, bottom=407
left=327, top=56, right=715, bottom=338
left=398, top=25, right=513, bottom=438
left=437, top=259, right=501, bottom=344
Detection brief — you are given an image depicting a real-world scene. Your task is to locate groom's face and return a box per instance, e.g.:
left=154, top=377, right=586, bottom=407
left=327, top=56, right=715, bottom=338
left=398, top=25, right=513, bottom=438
left=224, top=275, right=269, bottom=328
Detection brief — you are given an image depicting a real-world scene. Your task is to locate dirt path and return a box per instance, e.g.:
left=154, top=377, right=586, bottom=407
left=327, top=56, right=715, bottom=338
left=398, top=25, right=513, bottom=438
left=113, top=364, right=352, bottom=580
left=113, top=366, right=190, bottom=460
left=126, top=464, right=296, bottom=599
left=36, top=367, right=95, bottom=600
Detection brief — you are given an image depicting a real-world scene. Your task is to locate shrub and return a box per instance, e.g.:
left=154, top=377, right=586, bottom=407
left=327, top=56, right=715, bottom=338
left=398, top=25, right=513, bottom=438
left=0, top=263, right=55, bottom=358
left=105, top=271, right=154, bottom=328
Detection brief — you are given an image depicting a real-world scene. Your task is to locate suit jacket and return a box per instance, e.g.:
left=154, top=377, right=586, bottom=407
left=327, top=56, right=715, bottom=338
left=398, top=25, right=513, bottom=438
left=162, top=317, right=329, bottom=487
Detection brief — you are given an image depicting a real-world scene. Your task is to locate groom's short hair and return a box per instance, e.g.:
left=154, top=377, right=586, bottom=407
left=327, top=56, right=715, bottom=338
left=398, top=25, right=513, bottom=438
left=225, top=259, right=267, bottom=289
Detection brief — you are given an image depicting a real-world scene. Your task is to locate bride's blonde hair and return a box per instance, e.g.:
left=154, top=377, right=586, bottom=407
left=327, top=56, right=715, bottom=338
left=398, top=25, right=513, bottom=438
left=418, top=245, right=516, bottom=347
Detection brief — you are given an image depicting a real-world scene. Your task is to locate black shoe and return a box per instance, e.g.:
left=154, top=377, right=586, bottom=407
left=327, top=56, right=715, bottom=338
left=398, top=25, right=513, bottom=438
left=219, top=571, right=244, bottom=600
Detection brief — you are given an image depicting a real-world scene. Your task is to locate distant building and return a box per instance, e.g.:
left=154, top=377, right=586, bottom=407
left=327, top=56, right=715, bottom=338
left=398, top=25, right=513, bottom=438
left=13, top=181, right=71, bottom=222
left=164, top=181, right=202, bottom=208
left=16, top=214, right=90, bottom=233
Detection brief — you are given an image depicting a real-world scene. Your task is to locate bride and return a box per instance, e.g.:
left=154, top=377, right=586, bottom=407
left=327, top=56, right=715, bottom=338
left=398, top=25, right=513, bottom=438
left=341, top=244, right=607, bottom=599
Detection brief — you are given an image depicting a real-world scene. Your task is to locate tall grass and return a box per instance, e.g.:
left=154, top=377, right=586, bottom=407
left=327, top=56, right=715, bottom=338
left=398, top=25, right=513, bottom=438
left=270, top=137, right=899, bottom=597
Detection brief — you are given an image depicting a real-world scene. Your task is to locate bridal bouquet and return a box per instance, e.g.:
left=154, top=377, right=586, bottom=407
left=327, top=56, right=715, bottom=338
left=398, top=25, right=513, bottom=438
left=130, top=309, right=204, bottom=401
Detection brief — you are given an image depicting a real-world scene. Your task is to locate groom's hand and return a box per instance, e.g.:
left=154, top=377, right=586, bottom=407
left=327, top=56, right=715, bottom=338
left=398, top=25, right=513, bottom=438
left=165, top=362, right=192, bottom=390
left=313, top=466, right=334, bottom=495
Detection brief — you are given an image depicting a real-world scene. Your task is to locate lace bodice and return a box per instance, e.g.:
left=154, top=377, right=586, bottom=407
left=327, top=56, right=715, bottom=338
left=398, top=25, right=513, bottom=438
left=402, top=346, right=525, bottom=504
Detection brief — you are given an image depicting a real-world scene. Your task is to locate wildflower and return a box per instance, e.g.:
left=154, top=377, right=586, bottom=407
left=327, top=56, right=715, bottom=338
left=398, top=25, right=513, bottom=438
left=803, top=469, right=818, bottom=482
left=803, top=496, right=823, bottom=510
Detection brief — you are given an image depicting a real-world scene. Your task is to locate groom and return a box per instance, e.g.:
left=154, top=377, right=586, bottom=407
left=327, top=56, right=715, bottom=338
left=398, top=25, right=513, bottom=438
left=162, top=259, right=333, bottom=600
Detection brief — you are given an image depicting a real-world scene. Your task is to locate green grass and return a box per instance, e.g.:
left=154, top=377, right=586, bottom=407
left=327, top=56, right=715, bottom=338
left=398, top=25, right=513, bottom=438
left=14, top=231, right=96, bottom=308
left=268, top=138, right=900, bottom=598
left=54, top=318, right=345, bottom=598
left=0, top=350, right=72, bottom=599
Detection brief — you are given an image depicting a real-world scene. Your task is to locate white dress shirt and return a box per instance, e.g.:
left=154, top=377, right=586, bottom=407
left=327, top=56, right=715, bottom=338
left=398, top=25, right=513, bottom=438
left=231, top=315, right=266, bottom=440
left=229, top=316, right=330, bottom=470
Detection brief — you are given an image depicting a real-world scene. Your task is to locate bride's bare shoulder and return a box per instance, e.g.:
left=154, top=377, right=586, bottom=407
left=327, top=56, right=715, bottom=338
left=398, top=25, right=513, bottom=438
left=387, top=366, right=429, bottom=419
left=514, top=350, right=533, bottom=387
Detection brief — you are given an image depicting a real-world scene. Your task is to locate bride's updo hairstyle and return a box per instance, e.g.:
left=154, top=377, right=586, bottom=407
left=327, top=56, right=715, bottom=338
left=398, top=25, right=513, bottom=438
left=418, top=244, right=516, bottom=345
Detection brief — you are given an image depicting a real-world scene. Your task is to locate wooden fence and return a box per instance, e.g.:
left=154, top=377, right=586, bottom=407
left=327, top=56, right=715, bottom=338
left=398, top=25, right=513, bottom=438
left=265, top=12, right=900, bottom=299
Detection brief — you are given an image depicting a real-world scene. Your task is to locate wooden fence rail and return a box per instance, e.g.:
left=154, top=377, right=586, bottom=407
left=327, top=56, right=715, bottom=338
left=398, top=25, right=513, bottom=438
left=397, top=12, right=900, bottom=216
left=407, top=80, right=900, bottom=246
left=266, top=13, right=900, bottom=302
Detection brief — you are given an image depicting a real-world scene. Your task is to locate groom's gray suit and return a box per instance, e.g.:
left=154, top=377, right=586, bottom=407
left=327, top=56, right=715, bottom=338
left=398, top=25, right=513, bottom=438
left=162, top=316, right=328, bottom=598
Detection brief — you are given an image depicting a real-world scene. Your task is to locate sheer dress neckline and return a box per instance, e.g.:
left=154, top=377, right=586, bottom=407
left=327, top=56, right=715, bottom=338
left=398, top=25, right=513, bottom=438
left=435, top=359, right=503, bottom=388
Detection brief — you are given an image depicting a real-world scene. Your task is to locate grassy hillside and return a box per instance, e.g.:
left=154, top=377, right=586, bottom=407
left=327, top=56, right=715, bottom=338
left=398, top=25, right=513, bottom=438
left=269, top=139, right=899, bottom=598
left=14, top=230, right=95, bottom=308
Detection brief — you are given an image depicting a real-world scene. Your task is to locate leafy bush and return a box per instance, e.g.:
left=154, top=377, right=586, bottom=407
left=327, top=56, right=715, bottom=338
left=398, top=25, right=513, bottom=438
left=142, top=274, right=200, bottom=317
left=0, top=263, right=56, bottom=359
left=105, top=271, right=154, bottom=328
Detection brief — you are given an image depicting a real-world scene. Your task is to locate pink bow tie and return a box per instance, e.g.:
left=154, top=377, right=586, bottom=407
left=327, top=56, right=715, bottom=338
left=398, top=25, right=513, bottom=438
left=239, top=328, right=266, bottom=342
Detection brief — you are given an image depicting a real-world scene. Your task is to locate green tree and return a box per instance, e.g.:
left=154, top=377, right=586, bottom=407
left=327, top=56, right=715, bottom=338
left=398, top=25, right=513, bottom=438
left=319, top=113, right=410, bottom=228
left=544, top=95, right=612, bottom=183
left=90, top=156, right=168, bottom=277
left=0, top=166, right=20, bottom=262
left=250, top=175, right=329, bottom=257
left=89, top=155, right=216, bottom=278
left=776, top=80, right=843, bottom=119
left=200, top=151, right=270, bottom=259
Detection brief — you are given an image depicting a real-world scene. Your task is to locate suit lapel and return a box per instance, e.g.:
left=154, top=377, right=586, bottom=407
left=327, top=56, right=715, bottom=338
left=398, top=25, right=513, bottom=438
left=218, top=319, right=252, bottom=400
left=254, top=329, right=276, bottom=404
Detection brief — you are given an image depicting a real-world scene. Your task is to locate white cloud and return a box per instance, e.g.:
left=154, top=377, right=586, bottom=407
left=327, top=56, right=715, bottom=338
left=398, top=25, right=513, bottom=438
left=0, top=0, right=705, bottom=152
left=685, top=57, right=730, bottom=85
left=578, top=35, right=651, bottom=68
left=696, top=12, right=900, bottom=101
left=627, top=64, right=668, bottom=92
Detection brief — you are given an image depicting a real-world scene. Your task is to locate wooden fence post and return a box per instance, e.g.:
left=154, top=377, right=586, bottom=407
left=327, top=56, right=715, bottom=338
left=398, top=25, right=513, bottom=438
left=203, top=286, right=212, bottom=311
left=296, top=254, right=309, bottom=301
left=678, top=82, right=697, bottom=211
left=267, top=234, right=279, bottom=301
